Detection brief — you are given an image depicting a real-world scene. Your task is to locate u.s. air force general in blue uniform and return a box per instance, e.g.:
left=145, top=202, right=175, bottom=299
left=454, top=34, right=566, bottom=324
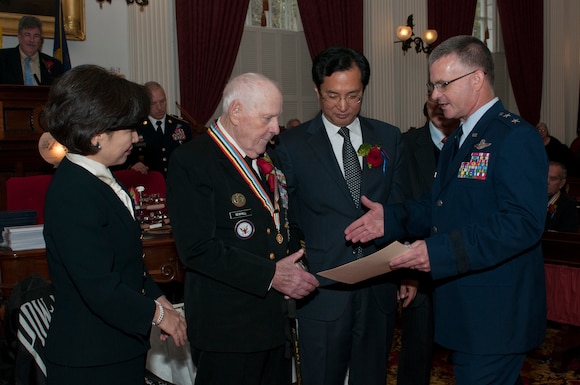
left=128, top=114, right=192, bottom=177
left=382, top=98, right=548, bottom=382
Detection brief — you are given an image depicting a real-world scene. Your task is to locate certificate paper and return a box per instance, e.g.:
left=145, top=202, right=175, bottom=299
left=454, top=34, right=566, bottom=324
left=317, top=241, right=409, bottom=284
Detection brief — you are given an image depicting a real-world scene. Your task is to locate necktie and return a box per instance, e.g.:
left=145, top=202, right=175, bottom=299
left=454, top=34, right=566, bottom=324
left=24, top=57, right=34, bottom=86
left=452, top=125, right=464, bottom=157
left=244, top=156, right=257, bottom=175
left=98, top=175, right=135, bottom=219
left=156, top=120, right=163, bottom=135
left=338, top=126, right=362, bottom=207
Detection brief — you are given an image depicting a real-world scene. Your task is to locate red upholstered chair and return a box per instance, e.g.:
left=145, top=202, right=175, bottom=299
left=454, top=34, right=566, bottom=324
left=113, top=170, right=166, bottom=198
left=6, top=175, right=54, bottom=224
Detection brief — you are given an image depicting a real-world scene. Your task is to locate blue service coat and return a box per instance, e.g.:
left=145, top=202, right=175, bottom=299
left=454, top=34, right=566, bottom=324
left=383, top=100, right=548, bottom=354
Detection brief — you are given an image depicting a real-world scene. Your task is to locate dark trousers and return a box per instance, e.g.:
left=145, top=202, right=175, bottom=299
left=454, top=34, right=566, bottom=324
left=298, top=285, right=396, bottom=385
left=192, top=344, right=291, bottom=385
left=452, top=351, right=526, bottom=385
left=397, top=290, right=434, bottom=385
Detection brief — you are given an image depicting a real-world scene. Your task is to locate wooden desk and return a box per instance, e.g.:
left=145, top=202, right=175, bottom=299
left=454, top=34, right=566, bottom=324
left=0, top=233, right=183, bottom=299
left=541, top=231, right=580, bottom=372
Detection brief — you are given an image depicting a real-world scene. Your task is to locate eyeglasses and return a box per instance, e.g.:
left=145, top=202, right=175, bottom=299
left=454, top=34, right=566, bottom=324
left=427, top=70, right=482, bottom=93
left=320, top=93, right=363, bottom=106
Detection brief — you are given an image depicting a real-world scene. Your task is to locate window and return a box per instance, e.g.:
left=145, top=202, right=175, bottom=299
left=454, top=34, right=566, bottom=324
left=473, top=0, right=495, bottom=52
left=247, top=0, right=301, bottom=31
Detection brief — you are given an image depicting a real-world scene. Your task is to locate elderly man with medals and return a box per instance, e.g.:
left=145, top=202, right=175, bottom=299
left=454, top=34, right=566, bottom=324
left=167, top=72, right=319, bottom=385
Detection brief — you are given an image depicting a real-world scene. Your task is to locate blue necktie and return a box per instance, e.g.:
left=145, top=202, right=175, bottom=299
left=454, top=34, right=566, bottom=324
left=24, top=57, right=34, bottom=86
left=452, top=124, right=464, bottom=158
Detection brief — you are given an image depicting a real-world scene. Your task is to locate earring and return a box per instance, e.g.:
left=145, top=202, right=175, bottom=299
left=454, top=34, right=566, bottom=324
left=95, top=142, right=101, bottom=150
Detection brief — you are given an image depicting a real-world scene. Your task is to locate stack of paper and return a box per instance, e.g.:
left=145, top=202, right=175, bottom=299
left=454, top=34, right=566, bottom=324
left=1, top=224, right=45, bottom=251
left=0, top=210, right=37, bottom=243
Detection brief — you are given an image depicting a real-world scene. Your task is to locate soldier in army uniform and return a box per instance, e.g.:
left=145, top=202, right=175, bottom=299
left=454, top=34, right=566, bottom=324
left=167, top=73, right=318, bottom=385
left=125, top=81, right=192, bottom=178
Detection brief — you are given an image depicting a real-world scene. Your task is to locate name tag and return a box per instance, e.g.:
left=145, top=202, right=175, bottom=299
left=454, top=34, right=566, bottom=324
left=458, top=152, right=489, bottom=180
left=229, top=209, right=252, bottom=219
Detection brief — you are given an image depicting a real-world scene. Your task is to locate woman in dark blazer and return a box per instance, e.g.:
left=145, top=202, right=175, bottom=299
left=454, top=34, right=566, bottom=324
left=42, top=65, right=186, bottom=385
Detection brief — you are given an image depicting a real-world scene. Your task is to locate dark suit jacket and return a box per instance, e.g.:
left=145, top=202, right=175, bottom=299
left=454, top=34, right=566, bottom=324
left=125, top=115, right=192, bottom=177
left=401, top=123, right=439, bottom=199
left=276, top=112, right=407, bottom=321
left=43, top=157, right=163, bottom=367
left=383, top=100, right=548, bottom=355
left=546, top=192, right=579, bottom=232
left=166, top=132, right=292, bottom=353
left=0, top=46, right=64, bottom=85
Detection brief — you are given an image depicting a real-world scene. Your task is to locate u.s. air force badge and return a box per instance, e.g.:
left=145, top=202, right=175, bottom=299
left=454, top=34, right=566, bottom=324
left=474, top=139, right=492, bottom=150
left=235, top=219, right=255, bottom=239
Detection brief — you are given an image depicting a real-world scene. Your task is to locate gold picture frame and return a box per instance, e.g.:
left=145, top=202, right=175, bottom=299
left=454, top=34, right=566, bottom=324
left=0, top=0, right=85, bottom=41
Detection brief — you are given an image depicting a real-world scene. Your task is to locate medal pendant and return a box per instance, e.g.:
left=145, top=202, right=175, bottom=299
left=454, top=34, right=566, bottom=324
left=276, top=233, right=283, bottom=244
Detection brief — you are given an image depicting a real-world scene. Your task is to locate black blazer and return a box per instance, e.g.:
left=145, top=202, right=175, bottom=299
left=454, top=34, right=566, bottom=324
left=43, top=157, right=163, bottom=367
left=0, top=46, right=64, bottom=85
left=276, top=112, right=407, bottom=321
left=546, top=192, right=579, bottom=232
left=401, top=123, right=439, bottom=199
left=167, top=133, right=292, bottom=352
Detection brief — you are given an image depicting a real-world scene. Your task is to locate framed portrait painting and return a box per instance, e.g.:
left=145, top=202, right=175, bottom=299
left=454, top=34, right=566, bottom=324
left=0, top=0, right=85, bottom=41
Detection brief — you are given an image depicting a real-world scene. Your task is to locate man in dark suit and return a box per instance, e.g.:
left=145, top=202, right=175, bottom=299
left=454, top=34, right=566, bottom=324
left=125, top=81, right=192, bottom=178
left=546, top=161, right=579, bottom=232
left=276, top=46, right=414, bottom=385
left=166, top=72, right=319, bottom=385
left=397, top=95, right=458, bottom=385
left=0, top=16, right=65, bottom=85
left=346, top=36, right=548, bottom=385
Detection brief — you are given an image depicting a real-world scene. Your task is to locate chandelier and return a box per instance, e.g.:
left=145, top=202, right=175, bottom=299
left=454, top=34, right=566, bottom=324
left=395, top=14, right=437, bottom=55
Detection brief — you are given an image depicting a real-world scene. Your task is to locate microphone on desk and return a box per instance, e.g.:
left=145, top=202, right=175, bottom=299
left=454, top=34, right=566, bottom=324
left=34, top=74, right=41, bottom=86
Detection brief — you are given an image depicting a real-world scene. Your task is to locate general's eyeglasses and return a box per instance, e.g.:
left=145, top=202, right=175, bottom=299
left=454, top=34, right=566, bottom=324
left=320, top=93, right=363, bottom=106
left=427, top=70, right=485, bottom=93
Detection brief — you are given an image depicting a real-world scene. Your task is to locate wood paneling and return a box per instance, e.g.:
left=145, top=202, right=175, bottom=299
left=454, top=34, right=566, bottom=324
left=0, top=85, right=54, bottom=211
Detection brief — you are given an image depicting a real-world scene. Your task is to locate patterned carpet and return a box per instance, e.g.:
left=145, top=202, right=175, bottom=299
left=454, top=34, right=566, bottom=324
left=386, top=323, right=580, bottom=384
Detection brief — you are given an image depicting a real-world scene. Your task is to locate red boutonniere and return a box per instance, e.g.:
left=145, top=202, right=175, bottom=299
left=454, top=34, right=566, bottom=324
left=256, top=153, right=288, bottom=208
left=257, top=155, right=276, bottom=192
left=43, top=59, right=54, bottom=74
left=357, top=143, right=389, bottom=173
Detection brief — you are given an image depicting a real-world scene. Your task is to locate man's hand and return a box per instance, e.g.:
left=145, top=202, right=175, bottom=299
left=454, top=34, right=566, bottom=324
left=130, top=161, right=149, bottom=175
left=398, top=279, right=418, bottom=308
left=272, top=249, right=319, bottom=299
left=390, top=240, right=431, bottom=272
left=344, top=195, right=385, bottom=243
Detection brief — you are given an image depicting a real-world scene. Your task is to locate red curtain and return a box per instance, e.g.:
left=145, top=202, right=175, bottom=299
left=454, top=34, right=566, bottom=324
left=496, top=0, right=543, bottom=126
left=297, top=0, right=363, bottom=59
left=427, top=0, right=477, bottom=49
left=175, top=0, right=250, bottom=130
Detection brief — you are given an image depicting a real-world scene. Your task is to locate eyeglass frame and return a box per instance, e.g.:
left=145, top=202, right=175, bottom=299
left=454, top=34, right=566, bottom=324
left=319, top=92, right=363, bottom=106
left=427, top=70, right=486, bottom=93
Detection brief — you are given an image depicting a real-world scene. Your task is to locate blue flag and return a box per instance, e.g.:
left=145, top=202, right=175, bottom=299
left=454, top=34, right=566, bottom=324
left=53, top=0, right=71, bottom=71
